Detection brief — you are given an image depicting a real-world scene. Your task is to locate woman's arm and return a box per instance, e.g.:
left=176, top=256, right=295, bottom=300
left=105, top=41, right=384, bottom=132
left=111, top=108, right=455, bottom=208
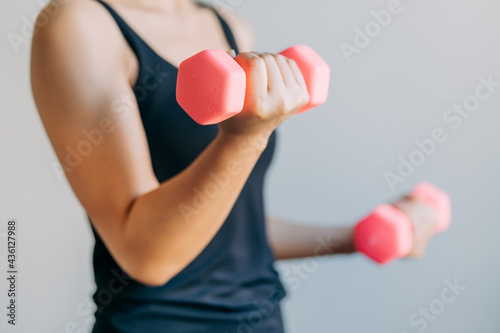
left=266, top=195, right=441, bottom=261
left=266, top=217, right=356, bottom=260
left=31, top=2, right=309, bottom=286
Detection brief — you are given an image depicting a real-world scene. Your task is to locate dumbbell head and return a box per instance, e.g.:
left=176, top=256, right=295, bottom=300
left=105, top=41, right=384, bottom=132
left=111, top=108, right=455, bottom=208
left=354, top=204, right=414, bottom=264
left=278, top=45, right=330, bottom=113
left=411, top=182, right=451, bottom=232
left=176, top=49, right=246, bottom=125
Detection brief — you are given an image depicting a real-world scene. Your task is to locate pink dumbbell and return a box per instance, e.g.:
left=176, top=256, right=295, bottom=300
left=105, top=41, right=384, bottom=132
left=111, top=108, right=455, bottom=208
left=354, top=182, right=451, bottom=264
left=176, top=45, right=330, bottom=125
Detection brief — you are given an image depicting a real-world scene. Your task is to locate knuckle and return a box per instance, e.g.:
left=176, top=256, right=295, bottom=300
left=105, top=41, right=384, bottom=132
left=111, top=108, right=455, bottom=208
left=274, top=54, right=286, bottom=63
left=253, top=56, right=265, bottom=66
left=302, top=91, right=310, bottom=106
left=293, top=96, right=303, bottom=108
left=254, top=98, right=270, bottom=117
left=286, top=58, right=297, bottom=67
left=248, top=103, right=266, bottom=119
left=261, top=54, right=274, bottom=63
left=255, top=110, right=266, bottom=120
left=249, top=57, right=265, bottom=70
left=289, top=89, right=309, bottom=110
left=236, top=52, right=251, bottom=61
left=303, top=86, right=310, bottom=98
left=275, top=98, right=287, bottom=115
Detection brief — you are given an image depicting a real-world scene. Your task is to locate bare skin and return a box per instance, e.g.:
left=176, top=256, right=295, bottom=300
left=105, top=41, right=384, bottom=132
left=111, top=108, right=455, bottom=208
left=31, top=0, right=440, bottom=287
left=268, top=195, right=440, bottom=260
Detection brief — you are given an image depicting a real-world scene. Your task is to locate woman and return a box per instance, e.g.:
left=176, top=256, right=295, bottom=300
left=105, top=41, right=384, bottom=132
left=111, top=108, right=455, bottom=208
left=30, top=0, right=439, bottom=331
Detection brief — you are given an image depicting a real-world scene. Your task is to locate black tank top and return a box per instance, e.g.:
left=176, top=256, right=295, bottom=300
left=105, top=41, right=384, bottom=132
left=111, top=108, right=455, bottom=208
left=90, top=1, right=286, bottom=332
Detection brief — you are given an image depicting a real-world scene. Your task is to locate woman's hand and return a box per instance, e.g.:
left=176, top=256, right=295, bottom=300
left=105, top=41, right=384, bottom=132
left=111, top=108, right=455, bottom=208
left=392, top=195, right=440, bottom=258
left=218, top=52, right=310, bottom=140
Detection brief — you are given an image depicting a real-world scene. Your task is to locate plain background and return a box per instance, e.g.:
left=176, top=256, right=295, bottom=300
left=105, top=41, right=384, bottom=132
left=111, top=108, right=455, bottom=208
left=1, top=0, right=499, bottom=332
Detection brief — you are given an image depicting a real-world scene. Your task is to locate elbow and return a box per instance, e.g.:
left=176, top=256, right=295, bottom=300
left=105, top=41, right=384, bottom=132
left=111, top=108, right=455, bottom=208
left=129, top=273, right=170, bottom=288
left=118, top=212, right=190, bottom=287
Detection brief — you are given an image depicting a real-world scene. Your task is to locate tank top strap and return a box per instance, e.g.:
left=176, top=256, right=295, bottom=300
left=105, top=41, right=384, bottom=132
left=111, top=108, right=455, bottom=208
left=197, top=3, right=240, bottom=54
left=94, top=0, right=147, bottom=61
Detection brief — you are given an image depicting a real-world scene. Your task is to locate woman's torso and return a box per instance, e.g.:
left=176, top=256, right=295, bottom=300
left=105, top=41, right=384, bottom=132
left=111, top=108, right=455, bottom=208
left=89, top=1, right=286, bottom=332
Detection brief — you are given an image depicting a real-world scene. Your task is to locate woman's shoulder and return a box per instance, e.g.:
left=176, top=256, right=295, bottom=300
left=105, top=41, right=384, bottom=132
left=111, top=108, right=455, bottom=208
left=34, top=0, right=124, bottom=48
left=36, top=0, right=113, bottom=27
left=33, top=0, right=128, bottom=76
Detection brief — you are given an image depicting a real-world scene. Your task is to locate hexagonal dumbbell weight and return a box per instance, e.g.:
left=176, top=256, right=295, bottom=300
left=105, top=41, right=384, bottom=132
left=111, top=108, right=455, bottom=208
left=176, top=45, right=330, bottom=125
left=354, top=183, right=451, bottom=264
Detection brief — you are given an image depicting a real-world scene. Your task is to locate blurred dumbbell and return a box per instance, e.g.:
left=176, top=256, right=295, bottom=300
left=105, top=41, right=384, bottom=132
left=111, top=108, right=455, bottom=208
left=176, top=45, right=330, bottom=125
left=355, top=182, right=451, bottom=264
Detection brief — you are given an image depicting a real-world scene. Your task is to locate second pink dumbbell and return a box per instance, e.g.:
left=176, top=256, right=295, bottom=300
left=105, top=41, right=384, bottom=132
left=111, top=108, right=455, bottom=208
left=176, top=45, right=331, bottom=125
left=354, top=183, right=451, bottom=264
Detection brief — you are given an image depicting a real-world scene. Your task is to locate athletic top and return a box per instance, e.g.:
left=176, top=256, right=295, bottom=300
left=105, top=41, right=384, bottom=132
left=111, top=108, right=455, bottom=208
left=90, top=1, right=286, bottom=332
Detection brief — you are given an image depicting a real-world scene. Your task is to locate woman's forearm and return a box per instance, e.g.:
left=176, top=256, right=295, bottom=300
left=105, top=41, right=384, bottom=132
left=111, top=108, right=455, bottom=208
left=121, top=131, right=271, bottom=285
left=266, top=216, right=356, bottom=260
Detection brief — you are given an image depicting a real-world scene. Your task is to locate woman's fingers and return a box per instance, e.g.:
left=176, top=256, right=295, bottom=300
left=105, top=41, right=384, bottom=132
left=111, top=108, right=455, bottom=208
left=286, top=58, right=307, bottom=88
left=270, top=53, right=297, bottom=88
left=254, top=52, right=285, bottom=92
left=234, top=52, right=268, bottom=100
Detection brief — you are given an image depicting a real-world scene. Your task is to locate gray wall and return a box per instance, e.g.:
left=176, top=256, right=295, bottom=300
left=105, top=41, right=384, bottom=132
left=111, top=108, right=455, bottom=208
left=1, top=0, right=499, bottom=332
